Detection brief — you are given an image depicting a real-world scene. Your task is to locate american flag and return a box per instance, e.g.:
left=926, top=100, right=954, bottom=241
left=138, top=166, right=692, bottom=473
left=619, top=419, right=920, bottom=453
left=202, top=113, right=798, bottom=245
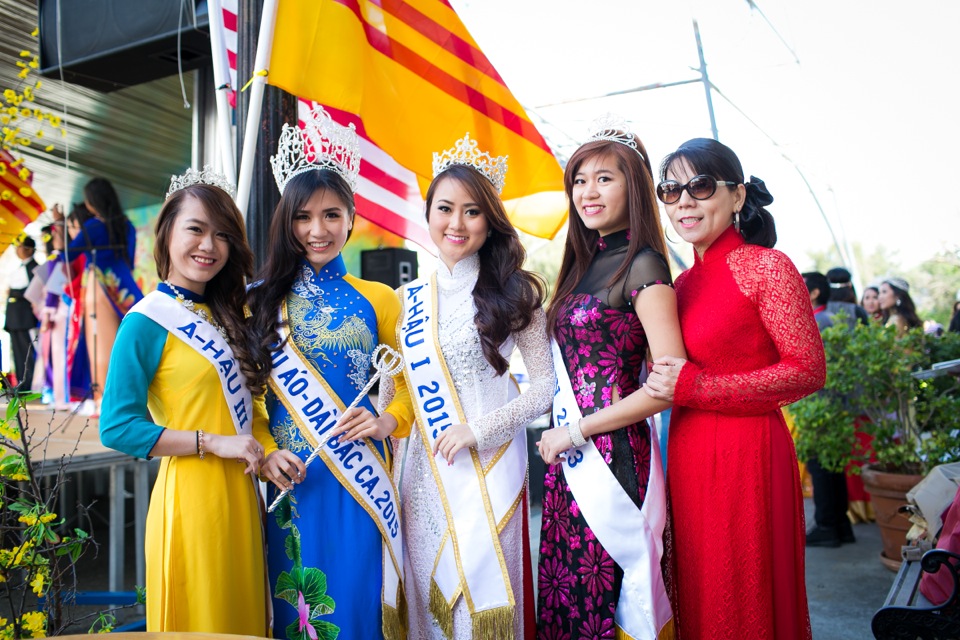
left=218, top=3, right=431, bottom=249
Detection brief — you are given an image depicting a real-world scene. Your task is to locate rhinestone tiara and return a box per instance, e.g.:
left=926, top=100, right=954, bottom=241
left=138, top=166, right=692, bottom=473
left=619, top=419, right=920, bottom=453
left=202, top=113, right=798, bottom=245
left=587, top=114, right=644, bottom=161
left=166, top=165, right=236, bottom=199
left=271, top=104, right=361, bottom=195
left=432, top=133, right=508, bottom=194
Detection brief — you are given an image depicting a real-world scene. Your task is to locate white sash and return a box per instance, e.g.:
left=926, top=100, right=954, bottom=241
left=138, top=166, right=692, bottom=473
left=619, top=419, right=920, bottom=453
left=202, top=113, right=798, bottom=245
left=551, top=339, right=674, bottom=640
left=399, top=276, right=523, bottom=639
left=268, top=306, right=404, bottom=623
left=130, top=291, right=252, bottom=436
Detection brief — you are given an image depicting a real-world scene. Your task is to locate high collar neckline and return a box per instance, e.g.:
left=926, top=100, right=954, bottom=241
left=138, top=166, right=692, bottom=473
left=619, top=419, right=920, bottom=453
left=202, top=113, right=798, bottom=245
left=302, top=254, right=347, bottom=281
left=697, top=225, right=744, bottom=265
left=437, top=253, right=480, bottom=281
left=159, top=281, right=206, bottom=303
left=598, top=228, right=630, bottom=252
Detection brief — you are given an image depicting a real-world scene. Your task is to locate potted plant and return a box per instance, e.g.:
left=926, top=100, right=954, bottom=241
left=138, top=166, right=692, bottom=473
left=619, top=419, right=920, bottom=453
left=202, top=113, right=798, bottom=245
left=792, top=319, right=960, bottom=568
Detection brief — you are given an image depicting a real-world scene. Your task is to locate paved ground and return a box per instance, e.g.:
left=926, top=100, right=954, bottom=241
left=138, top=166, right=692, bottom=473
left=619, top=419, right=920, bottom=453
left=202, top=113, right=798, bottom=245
left=530, top=498, right=892, bottom=640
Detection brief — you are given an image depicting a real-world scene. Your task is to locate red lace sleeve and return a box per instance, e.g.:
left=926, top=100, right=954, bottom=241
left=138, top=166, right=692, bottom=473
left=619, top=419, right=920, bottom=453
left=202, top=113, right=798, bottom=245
left=674, top=247, right=826, bottom=414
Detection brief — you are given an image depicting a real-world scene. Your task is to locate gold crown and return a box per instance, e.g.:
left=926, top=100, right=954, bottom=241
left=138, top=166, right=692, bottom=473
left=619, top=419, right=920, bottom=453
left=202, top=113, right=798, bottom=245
left=432, top=133, right=507, bottom=194
left=271, top=105, right=361, bottom=194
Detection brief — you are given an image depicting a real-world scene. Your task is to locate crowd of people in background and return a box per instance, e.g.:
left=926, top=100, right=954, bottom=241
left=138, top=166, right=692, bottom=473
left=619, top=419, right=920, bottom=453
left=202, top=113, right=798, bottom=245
left=2, top=177, right=143, bottom=416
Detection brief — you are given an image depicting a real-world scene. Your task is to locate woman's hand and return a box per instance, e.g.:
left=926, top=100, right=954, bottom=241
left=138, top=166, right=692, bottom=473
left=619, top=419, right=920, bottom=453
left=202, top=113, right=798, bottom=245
left=644, top=356, right=687, bottom=402
left=261, top=450, right=307, bottom=491
left=329, top=407, right=398, bottom=443
left=204, top=433, right=264, bottom=476
left=433, top=424, right=477, bottom=466
left=537, top=426, right=573, bottom=466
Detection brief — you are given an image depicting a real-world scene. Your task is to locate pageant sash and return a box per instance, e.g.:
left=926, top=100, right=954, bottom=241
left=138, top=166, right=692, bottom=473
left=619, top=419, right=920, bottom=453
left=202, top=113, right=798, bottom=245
left=399, top=276, right=522, bottom=639
left=268, top=305, right=403, bottom=622
left=130, top=291, right=252, bottom=436
left=551, top=339, right=674, bottom=640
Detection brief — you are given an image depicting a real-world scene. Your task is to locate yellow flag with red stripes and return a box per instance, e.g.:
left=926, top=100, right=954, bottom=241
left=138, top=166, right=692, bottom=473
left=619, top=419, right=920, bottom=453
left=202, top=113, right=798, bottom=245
left=268, top=0, right=566, bottom=239
left=0, top=150, right=45, bottom=254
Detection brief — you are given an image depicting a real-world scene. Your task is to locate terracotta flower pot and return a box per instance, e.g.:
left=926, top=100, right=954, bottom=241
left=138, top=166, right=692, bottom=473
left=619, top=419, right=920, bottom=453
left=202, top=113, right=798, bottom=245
left=861, top=464, right=924, bottom=572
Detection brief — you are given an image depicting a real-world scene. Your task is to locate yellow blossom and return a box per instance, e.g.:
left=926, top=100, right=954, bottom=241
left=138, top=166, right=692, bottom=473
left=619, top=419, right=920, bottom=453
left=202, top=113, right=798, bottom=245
left=34, top=80, right=42, bottom=89
left=19, top=51, right=30, bottom=58
left=8, top=472, right=30, bottom=481
left=2, top=89, right=14, bottom=102
left=20, top=108, right=30, bottom=117
left=30, top=569, right=46, bottom=596
left=31, top=27, right=39, bottom=37
left=22, top=87, right=33, bottom=101
left=19, top=186, right=32, bottom=197
left=20, top=611, right=46, bottom=637
left=9, top=540, right=33, bottom=565
left=0, top=190, right=12, bottom=201
left=28, top=60, right=38, bottom=69
left=18, top=514, right=38, bottom=526
left=44, top=144, right=53, bottom=152
left=35, top=129, right=43, bottom=138
left=39, top=513, right=56, bottom=523
left=18, top=168, right=29, bottom=181
left=17, top=69, right=29, bottom=79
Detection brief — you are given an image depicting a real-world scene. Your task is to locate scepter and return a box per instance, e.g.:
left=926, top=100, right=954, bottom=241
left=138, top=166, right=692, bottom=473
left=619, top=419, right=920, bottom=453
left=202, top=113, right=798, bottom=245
left=266, top=344, right=404, bottom=513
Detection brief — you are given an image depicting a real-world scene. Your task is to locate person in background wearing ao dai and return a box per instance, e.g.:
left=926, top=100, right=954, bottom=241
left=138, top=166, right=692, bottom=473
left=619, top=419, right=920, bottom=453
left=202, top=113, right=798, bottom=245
left=100, top=172, right=289, bottom=633
left=73, top=178, right=143, bottom=413
left=645, top=138, right=824, bottom=639
left=535, top=117, right=684, bottom=640
left=383, top=134, right=554, bottom=639
left=247, top=105, right=414, bottom=640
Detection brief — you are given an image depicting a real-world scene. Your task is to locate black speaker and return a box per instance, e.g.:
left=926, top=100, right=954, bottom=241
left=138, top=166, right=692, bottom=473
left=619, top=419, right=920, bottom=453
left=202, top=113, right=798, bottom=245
left=38, top=0, right=211, bottom=92
left=361, top=248, right=418, bottom=290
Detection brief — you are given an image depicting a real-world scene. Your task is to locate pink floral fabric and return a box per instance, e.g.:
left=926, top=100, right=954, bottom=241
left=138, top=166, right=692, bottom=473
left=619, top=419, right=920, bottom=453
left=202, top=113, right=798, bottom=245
left=537, top=293, right=652, bottom=638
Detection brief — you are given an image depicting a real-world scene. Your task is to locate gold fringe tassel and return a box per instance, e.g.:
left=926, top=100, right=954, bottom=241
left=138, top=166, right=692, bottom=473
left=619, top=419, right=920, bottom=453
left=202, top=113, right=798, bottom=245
left=382, top=584, right=407, bottom=640
left=383, top=604, right=405, bottom=640
left=471, top=605, right=514, bottom=640
left=657, top=617, right=676, bottom=640
left=614, top=618, right=675, bottom=640
left=429, top=579, right=454, bottom=640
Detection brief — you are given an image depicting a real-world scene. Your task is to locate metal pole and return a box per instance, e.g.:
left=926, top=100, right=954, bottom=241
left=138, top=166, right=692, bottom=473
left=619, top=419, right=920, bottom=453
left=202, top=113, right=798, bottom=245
left=693, top=19, right=719, bottom=141
left=236, top=0, right=296, bottom=268
left=236, top=0, right=280, bottom=219
left=207, top=0, right=238, bottom=182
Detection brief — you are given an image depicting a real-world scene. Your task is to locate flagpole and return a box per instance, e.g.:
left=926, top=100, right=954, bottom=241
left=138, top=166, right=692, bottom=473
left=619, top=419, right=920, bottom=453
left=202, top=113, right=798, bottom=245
left=236, top=0, right=279, bottom=219
left=207, top=0, right=237, bottom=182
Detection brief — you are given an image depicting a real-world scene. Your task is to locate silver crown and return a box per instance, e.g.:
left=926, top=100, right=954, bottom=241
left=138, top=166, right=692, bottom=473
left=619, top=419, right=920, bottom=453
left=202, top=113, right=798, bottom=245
left=271, top=104, right=361, bottom=194
left=432, top=133, right=508, bottom=194
left=587, top=114, right=644, bottom=161
left=166, top=165, right=237, bottom=199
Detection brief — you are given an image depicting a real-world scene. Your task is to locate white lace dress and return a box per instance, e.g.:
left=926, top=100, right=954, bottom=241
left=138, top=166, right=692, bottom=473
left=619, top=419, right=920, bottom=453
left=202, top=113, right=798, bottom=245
left=385, top=254, right=555, bottom=640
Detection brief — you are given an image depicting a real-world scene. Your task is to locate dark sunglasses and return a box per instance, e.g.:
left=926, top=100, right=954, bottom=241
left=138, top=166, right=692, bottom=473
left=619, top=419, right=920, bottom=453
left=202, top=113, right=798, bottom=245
left=656, top=175, right=738, bottom=204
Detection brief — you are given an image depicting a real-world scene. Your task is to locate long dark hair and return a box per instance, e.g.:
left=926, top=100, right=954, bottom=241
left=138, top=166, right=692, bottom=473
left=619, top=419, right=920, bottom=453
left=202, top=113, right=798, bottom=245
left=882, top=281, right=922, bottom=329
left=427, top=165, right=545, bottom=376
left=155, top=184, right=259, bottom=392
left=83, top=177, right=132, bottom=264
left=659, top=138, right=777, bottom=249
left=247, top=169, right=356, bottom=389
left=546, top=136, right=665, bottom=335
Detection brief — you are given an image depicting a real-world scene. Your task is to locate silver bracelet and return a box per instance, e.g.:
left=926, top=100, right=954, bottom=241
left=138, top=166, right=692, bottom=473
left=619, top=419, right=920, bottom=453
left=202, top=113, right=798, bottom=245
left=568, top=418, right=587, bottom=448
